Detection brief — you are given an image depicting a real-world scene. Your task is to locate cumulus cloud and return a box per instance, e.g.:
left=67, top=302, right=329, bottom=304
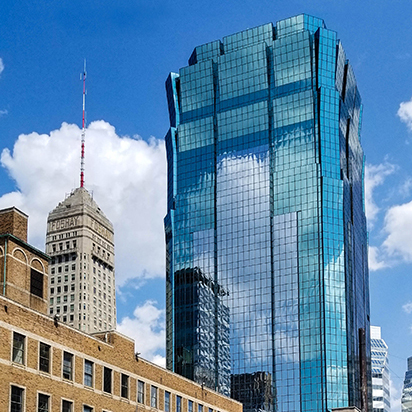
left=0, top=109, right=8, bottom=117
left=382, top=200, right=412, bottom=261
left=403, top=302, right=412, bottom=314
left=117, top=300, right=165, bottom=366
left=0, top=58, right=4, bottom=76
left=368, top=246, right=387, bottom=271
left=364, top=162, right=395, bottom=226
left=398, top=97, right=412, bottom=131
left=0, top=120, right=167, bottom=286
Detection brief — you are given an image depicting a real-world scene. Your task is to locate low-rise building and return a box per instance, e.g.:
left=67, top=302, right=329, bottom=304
left=0, top=207, right=242, bottom=412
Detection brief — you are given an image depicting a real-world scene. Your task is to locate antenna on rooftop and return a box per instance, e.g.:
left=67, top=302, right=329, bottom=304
left=80, top=59, right=87, bottom=188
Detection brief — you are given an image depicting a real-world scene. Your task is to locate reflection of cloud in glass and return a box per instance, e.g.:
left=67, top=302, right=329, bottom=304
left=216, top=145, right=272, bottom=373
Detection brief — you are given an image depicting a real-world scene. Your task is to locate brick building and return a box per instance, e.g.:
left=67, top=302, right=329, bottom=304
left=0, top=207, right=242, bottom=412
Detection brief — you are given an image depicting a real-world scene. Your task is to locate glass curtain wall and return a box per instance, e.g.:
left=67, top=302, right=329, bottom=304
left=165, top=13, right=370, bottom=412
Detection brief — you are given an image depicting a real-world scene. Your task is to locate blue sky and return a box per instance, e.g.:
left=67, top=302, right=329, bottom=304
left=1, top=1, right=412, bottom=409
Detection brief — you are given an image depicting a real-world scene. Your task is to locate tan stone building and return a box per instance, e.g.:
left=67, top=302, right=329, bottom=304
left=45, top=187, right=116, bottom=333
left=0, top=207, right=242, bottom=412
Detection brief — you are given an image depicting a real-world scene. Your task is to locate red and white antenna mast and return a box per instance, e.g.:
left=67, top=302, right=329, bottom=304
left=80, top=59, right=87, bottom=188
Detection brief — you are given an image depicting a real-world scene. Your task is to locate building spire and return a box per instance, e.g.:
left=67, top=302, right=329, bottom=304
left=80, top=59, right=87, bottom=188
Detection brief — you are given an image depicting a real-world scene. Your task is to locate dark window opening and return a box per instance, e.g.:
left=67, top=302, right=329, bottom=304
left=103, top=366, right=112, bottom=393
left=121, top=373, right=129, bottom=398
left=30, top=268, right=43, bottom=298
left=39, top=342, right=50, bottom=373
left=11, top=386, right=24, bottom=412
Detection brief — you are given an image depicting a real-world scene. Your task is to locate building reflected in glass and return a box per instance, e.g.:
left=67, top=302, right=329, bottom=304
left=165, top=14, right=371, bottom=412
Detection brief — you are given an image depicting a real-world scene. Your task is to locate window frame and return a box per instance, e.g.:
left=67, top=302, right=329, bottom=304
left=61, top=399, right=73, bottom=412
left=137, top=380, right=145, bottom=404
left=176, top=395, right=182, bottom=412
left=62, top=351, right=74, bottom=381
left=37, top=392, right=50, bottom=412
left=30, top=268, right=44, bottom=298
left=150, top=385, right=158, bottom=408
left=121, top=373, right=129, bottom=399
left=84, top=359, right=93, bottom=387
left=39, top=342, right=51, bottom=373
left=103, top=366, right=112, bottom=394
left=10, top=384, right=25, bottom=412
left=12, top=332, right=25, bottom=365
left=165, top=391, right=170, bottom=412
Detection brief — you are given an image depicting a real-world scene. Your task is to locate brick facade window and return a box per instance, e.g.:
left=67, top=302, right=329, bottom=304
left=62, top=400, right=73, bottom=412
left=12, top=332, right=25, bottom=364
left=39, top=342, right=50, bottom=373
left=38, top=393, right=50, bottom=412
left=11, top=385, right=24, bottom=412
left=137, top=380, right=144, bottom=403
left=151, top=385, right=158, bottom=408
left=84, top=360, right=93, bottom=387
left=103, top=367, right=112, bottom=393
left=121, top=374, right=129, bottom=399
left=176, top=395, right=182, bottom=412
left=165, top=391, right=170, bottom=412
left=30, top=269, right=43, bottom=298
left=63, top=352, right=73, bottom=380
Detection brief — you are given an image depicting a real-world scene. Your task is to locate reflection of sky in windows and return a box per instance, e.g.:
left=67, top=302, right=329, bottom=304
left=217, top=146, right=271, bottom=373
left=165, top=12, right=370, bottom=412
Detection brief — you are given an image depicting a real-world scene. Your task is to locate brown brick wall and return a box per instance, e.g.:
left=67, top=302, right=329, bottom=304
left=0, top=208, right=28, bottom=242
left=0, top=295, right=242, bottom=412
left=0, top=237, right=48, bottom=314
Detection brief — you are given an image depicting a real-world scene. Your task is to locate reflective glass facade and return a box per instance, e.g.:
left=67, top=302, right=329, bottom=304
left=371, top=326, right=390, bottom=412
left=165, top=14, right=371, bottom=412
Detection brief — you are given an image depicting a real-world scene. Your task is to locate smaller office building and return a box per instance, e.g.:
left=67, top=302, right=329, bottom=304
left=370, top=326, right=390, bottom=412
left=402, top=357, right=412, bottom=412
left=0, top=207, right=242, bottom=412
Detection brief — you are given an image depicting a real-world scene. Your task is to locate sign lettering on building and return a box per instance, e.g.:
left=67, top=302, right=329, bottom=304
left=90, top=218, right=113, bottom=242
left=49, top=216, right=80, bottom=232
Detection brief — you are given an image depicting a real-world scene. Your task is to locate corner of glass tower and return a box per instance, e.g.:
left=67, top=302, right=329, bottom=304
left=165, top=14, right=371, bottom=412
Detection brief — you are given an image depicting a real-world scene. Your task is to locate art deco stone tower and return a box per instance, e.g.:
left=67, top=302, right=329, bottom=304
left=45, top=187, right=116, bottom=333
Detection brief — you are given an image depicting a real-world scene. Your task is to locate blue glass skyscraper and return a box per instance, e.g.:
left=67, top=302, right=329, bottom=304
left=165, top=14, right=371, bottom=412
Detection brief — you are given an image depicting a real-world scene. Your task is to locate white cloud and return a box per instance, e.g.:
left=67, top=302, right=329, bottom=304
left=117, top=300, right=165, bottom=366
left=0, top=58, right=4, bottom=76
left=368, top=246, right=387, bottom=271
left=400, top=177, right=412, bottom=198
left=383, top=200, right=412, bottom=261
left=398, top=97, right=412, bottom=131
left=403, top=302, right=412, bottom=314
left=364, top=162, right=395, bottom=225
left=0, top=120, right=167, bottom=286
left=0, top=109, right=8, bottom=117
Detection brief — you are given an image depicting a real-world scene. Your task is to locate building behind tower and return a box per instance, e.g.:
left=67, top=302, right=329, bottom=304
left=402, top=357, right=412, bottom=412
left=46, top=187, right=116, bottom=332
left=165, top=13, right=371, bottom=412
left=370, top=326, right=390, bottom=412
